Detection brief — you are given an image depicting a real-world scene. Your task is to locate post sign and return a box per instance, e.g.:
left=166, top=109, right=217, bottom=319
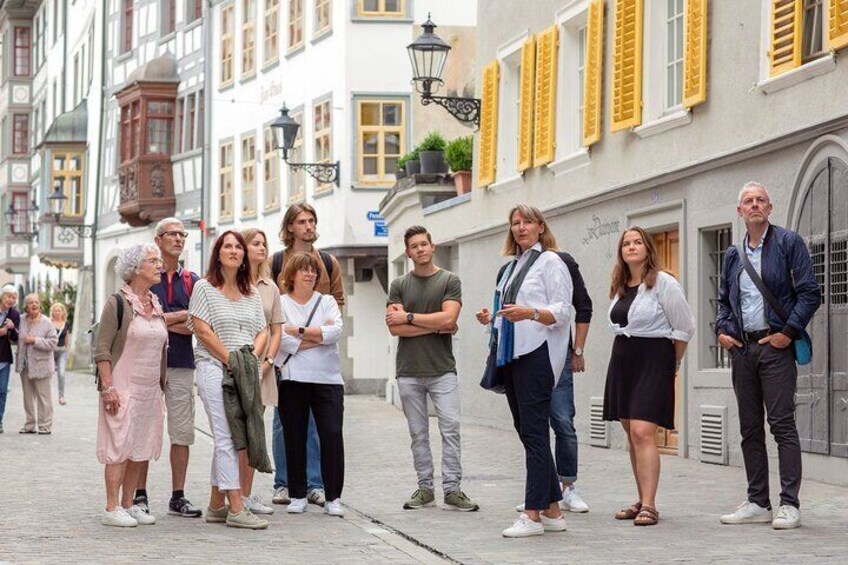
left=367, top=211, right=385, bottom=221
left=374, top=221, right=388, bottom=237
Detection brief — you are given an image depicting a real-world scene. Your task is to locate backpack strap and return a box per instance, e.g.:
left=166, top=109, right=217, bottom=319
left=318, top=250, right=334, bottom=279
left=113, top=292, right=124, bottom=330
left=182, top=268, right=194, bottom=297
left=272, top=250, right=285, bottom=285
left=280, top=294, right=325, bottom=368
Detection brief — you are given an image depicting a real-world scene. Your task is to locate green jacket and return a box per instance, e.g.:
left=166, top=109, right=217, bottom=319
left=222, top=345, right=273, bottom=473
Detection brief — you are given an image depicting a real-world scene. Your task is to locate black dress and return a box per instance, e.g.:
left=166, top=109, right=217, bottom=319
left=603, top=285, right=676, bottom=429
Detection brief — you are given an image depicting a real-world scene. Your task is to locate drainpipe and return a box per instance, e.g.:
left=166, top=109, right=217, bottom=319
left=201, top=0, right=213, bottom=269
left=90, top=0, right=108, bottom=320
left=61, top=0, right=67, bottom=113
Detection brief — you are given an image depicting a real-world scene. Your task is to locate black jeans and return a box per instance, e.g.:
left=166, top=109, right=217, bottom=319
left=278, top=380, right=345, bottom=501
left=503, top=342, right=562, bottom=511
left=731, top=342, right=802, bottom=508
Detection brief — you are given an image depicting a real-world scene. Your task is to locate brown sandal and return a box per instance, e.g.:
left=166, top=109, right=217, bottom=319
left=614, top=502, right=642, bottom=520
left=634, top=505, right=659, bottom=526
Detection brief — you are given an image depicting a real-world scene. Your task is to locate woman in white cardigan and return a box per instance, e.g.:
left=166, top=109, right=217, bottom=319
left=16, top=293, right=58, bottom=434
left=275, top=251, right=345, bottom=518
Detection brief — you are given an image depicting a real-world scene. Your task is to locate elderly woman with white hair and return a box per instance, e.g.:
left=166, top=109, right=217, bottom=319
left=16, top=293, right=57, bottom=434
left=94, top=243, right=168, bottom=527
left=0, top=284, right=21, bottom=434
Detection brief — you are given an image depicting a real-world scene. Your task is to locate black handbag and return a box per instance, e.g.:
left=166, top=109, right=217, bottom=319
left=479, top=343, right=504, bottom=393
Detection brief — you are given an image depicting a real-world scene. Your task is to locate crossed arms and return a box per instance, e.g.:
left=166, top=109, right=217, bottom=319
left=385, top=301, right=461, bottom=337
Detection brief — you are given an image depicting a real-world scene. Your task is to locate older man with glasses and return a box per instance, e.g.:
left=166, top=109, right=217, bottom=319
left=133, top=217, right=203, bottom=518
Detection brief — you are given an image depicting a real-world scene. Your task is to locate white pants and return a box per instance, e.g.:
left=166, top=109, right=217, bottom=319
left=195, top=359, right=240, bottom=491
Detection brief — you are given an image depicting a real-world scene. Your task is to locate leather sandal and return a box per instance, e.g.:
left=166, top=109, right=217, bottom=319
left=614, top=501, right=642, bottom=520
left=634, top=505, right=659, bottom=526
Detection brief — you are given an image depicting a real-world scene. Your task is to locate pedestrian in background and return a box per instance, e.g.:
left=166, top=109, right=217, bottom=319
left=603, top=226, right=695, bottom=526
left=276, top=252, right=345, bottom=517
left=238, top=227, right=283, bottom=516
left=0, top=285, right=21, bottom=434
left=188, top=230, right=270, bottom=530
left=476, top=204, right=573, bottom=538
left=50, top=303, right=70, bottom=406
left=16, top=293, right=58, bottom=435
left=94, top=244, right=167, bottom=527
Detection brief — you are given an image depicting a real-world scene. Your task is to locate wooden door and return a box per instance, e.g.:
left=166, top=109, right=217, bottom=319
left=652, top=230, right=680, bottom=454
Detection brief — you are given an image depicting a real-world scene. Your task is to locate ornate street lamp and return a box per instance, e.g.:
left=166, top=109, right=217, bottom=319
left=407, top=14, right=481, bottom=126
left=47, top=187, right=94, bottom=238
left=271, top=104, right=340, bottom=187
left=4, top=200, right=39, bottom=241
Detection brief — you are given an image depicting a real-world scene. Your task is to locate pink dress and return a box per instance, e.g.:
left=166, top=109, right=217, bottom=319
left=96, top=286, right=168, bottom=465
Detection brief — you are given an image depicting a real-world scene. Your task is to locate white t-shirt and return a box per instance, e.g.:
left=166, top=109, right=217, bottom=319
left=607, top=271, right=696, bottom=342
left=276, top=292, right=343, bottom=385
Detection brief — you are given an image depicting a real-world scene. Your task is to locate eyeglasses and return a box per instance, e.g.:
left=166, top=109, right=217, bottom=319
left=161, top=230, right=189, bottom=239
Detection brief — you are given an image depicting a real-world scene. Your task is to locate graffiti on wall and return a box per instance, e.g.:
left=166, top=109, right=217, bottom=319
left=581, top=215, right=621, bottom=258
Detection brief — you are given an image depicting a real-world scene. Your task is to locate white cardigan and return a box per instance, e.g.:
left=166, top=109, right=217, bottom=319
left=276, top=292, right=343, bottom=385
left=608, top=271, right=696, bottom=342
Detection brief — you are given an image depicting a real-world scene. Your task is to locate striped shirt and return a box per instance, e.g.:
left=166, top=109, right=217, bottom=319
left=187, top=279, right=266, bottom=362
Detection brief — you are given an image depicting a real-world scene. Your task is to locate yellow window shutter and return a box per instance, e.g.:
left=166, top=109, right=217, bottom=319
left=611, top=0, right=644, bottom=132
left=582, top=0, right=605, bottom=147
left=682, top=0, right=708, bottom=108
left=769, top=0, right=802, bottom=77
left=517, top=36, right=536, bottom=173
left=533, top=25, right=559, bottom=167
left=828, top=0, right=848, bottom=51
left=478, top=60, right=500, bottom=188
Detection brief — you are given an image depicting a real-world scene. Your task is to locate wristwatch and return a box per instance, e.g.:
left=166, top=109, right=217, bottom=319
left=532, top=309, right=540, bottom=321
left=298, top=326, right=305, bottom=335
left=406, top=313, right=415, bottom=324
left=264, top=356, right=275, bottom=365
left=574, top=347, right=584, bottom=357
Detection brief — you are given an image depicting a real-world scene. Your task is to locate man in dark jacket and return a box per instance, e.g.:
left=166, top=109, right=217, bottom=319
left=716, top=182, right=820, bottom=530
left=0, top=285, right=21, bottom=434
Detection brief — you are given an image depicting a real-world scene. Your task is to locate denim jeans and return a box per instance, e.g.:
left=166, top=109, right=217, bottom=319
left=550, top=351, right=578, bottom=483
left=54, top=350, right=68, bottom=398
left=272, top=408, right=324, bottom=492
left=0, top=362, right=10, bottom=425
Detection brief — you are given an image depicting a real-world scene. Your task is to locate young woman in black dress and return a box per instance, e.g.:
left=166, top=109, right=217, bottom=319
left=603, top=227, right=695, bottom=526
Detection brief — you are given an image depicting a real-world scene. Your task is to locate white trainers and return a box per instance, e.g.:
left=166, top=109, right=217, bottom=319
left=514, top=503, right=525, bottom=512
left=128, top=504, right=156, bottom=525
left=772, top=505, right=801, bottom=530
left=502, top=513, right=545, bottom=538
left=324, top=498, right=345, bottom=517
left=272, top=486, right=291, bottom=505
left=286, top=498, right=308, bottom=514
left=243, top=494, right=275, bottom=515
left=307, top=489, right=326, bottom=507
left=561, top=485, right=589, bottom=513
left=719, top=501, right=773, bottom=524
left=102, top=507, right=138, bottom=527
left=539, top=512, right=567, bottom=532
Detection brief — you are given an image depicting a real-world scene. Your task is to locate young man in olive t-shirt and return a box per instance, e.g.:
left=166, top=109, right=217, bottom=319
left=385, top=226, right=479, bottom=512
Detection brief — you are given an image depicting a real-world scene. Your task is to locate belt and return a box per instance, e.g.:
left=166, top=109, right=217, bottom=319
left=744, top=329, right=770, bottom=342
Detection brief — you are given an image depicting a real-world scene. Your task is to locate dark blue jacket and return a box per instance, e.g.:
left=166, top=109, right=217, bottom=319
left=715, top=224, right=820, bottom=347
left=0, top=308, right=20, bottom=364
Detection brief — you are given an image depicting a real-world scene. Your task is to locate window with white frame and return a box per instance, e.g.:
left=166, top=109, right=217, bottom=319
left=242, top=134, right=257, bottom=215
left=555, top=5, right=590, bottom=162
left=287, top=108, right=305, bottom=202
left=355, top=98, right=406, bottom=186
left=221, top=4, right=235, bottom=87
left=313, top=98, right=332, bottom=192
left=263, top=126, right=280, bottom=209
left=187, top=0, right=203, bottom=24
left=288, top=0, right=303, bottom=51
left=242, top=0, right=256, bottom=77
left=185, top=93, right=196, bottom=151
left=220, top=141, right=234, bottom=220
left=162, top=0, right=176, bottom=35
left=801, top=0, right=825, bottom=63
left=315, top=0, right=331, bottom=34
left=496, top=44, right=523, bottom=180
left=264, top=0, right=279, bottom=66
left=121, top=0, right=133, bottom=54
left=665, top=0, right=684, bottom=109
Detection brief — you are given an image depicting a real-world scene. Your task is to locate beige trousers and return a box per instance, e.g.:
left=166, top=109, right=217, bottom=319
left=21, top=371, right=53, bottom=432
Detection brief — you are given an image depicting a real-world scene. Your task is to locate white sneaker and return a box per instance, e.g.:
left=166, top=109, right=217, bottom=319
left=324, top=498, right=345, bottom=517
left=560, top=485, right=589, bottom=513
left=128, top=504, right=156, bottom=525
left=307, top=489, right=326, bottom=507
left=719, top=501, right=773, bottom=524
left=539, top=512, right=567, bottom=532
left=286, top=498, right=308, bottom=514
left=243, top=494, right=275, bottom=515
left=514, top=503, right=525, bottom=512
left=502, top=513, right=545, bottom=538
left=102, top=507, right=138, bottom=527
left=272, top=486, right=290, bottom=505
left=772, top=505, right=801, bottom=530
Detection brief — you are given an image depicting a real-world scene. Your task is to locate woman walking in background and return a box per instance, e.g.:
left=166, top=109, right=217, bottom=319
left=603, top=227, right=695, bottom=526
left=50, top=303, right=70, bottom=406
left=16, top=294, right=58, bottom=435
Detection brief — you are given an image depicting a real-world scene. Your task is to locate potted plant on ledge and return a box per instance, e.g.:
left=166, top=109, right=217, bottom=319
left=396, top=154, right=409, bottom=180
left=403, top=148, right=421, bottom=176
left=445, top=135, right=473, bottom=194
left=417, top=131, right=448, bottom=174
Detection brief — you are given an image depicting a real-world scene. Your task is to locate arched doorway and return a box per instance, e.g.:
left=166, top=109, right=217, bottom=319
left=794, top=157, right=848, bottom=457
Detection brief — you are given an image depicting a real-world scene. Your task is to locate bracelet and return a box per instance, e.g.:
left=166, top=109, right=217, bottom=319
left=100, top=386, right=115, bottom=396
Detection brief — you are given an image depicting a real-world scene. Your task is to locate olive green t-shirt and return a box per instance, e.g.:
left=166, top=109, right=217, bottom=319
left=388, top=269, right=462, bottom=378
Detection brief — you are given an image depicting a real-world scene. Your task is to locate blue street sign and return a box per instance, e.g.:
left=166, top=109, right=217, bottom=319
left=367, top=211, right=384, bottom=221
left=374, top=221, right=388, bottom=237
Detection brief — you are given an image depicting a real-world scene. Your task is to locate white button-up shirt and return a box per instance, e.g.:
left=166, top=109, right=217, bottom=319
left=739, top=227, right=770, bottom=332
left=607, top=271, right=695, bottom=342
left=494, top=243, right=573, bottom=379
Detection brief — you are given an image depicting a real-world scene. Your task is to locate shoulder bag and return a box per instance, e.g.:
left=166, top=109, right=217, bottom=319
left=274, top=294, right=324, bottom=382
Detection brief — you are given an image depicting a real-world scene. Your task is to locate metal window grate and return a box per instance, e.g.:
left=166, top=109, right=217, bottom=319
left=830, top=237, right=848, bottom=306
left=589, top=397, right=608, bottom=448
left=808, top=239, right=827, bottom=305
left=707, top=227, right=732, bottom=368
left=700, top=405, right=728, bottom=465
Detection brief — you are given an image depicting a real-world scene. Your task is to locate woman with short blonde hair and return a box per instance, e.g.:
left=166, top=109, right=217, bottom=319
left=50, top=302, right=70, bottom=405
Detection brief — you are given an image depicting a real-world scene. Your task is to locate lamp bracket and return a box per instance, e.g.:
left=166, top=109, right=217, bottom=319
left=285, top=160, right=341, bottom=187
left=421, top=94, right=481, bottom=127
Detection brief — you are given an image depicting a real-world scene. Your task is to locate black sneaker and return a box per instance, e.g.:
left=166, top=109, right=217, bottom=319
left=169, top=496, right=203, bottom=518
left=133, top=494, right=150, bottom=514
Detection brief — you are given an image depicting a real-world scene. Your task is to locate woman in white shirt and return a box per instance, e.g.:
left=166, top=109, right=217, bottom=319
left=276, top=252, right=345, bottom=518
left=604, top=226, right=695, bottom=527
left=475, top=204, right=573, bottom=538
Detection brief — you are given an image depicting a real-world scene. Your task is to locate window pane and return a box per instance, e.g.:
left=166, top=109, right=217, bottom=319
left=385, top=157, right=398, bottom=174
left=385, top=0, right=401, bottom=12
left=383, top=103, right=401, bottom=126
left=363, top=157, right=378, bottom=175
left=361, top=103, right=379, bottom=126
left=53, top=155, right=66, bottom=170
left=363, top=0, right=379, bottom=11
left=362, top=132, right=379, bottom=155
left=385, top=132, right=400, bottom=155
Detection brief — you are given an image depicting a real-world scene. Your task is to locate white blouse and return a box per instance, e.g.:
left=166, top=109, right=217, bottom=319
left=607, top=271, right=696, bottom=342
left=276, top=292, right=343, bottom=385
left=494, top=243, right=573, bottom=379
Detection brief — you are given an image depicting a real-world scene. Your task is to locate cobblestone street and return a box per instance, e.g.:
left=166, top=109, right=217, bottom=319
left=2, top=373, right=847, bottom=564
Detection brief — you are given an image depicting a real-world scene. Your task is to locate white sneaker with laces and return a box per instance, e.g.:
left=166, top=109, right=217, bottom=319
left=514, top=503, right=525, bottom=512
left=287, top=498, right=308, bottom=514
left=243, top=494, right=275, bottom=515
left=324, top=498, right=345, bottom=517
left=272, top=486, right=290, bottom=505
left=772, top=505, right=801, bottom=530
left=539, top=513, right=567, bottom=532
left=128, top=504, right=156, bottom=525
left=560, top=485, right=589, bottom=513
left=307, top=489, right=326, bottom=507
left=502, top=513, right=544, bottom=538
left=719, top=501, right=773, bottom=524
left=102, top=507, right=138, bottom=527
